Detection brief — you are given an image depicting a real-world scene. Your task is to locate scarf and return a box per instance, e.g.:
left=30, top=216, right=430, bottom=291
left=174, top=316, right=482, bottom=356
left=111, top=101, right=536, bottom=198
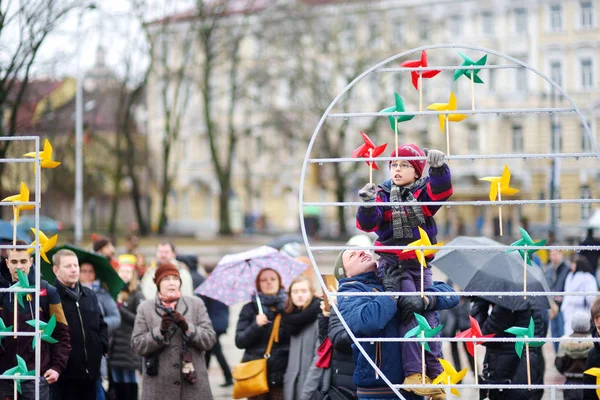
left=257, top=289, right=286, bottom=320
left=390, top=178, right=426, bottom=239
left=158, top=290, right=181, bottom=310
left=284, top=297, right=321, bottom=336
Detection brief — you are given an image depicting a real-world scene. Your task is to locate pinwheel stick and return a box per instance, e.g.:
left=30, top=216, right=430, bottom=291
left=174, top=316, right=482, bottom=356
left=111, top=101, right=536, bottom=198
left=473, top=336, right=479, bottom=385
left=419, top=70, right=423, bottom=117
left=445, top=115, right=450, bottom=160
left=12, top=207, right=17, bottom=338
left=369, top=148, right=373, bottom=185
left=526, top=341, right=531, bottom=388
left=12, top=207, right=16, bottom=247
left=421, top=331, right=426, bottom=385
left=394, top=118, right=398, bottom=157
left=471, top=70, right=475, bottom=111
left=498, top=182, right=503, bottom=236
left=14, top=384, right=17, bottom=400
left=420, top=262, right=424, bottom=298
left=523, top=251, right=528, bottom=299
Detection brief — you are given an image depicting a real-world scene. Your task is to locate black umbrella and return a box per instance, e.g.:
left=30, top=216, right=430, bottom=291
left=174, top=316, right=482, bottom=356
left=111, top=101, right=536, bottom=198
left=432, top=236, right=552, bottom=311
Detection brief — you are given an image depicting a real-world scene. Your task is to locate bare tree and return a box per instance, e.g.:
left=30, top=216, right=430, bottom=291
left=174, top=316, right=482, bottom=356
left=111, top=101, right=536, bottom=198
left=0, top=0, right=83, bottom=216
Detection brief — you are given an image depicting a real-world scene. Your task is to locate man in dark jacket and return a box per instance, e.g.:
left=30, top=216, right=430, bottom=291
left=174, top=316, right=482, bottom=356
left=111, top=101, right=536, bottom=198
left=471, top=297, right=547, bottom=400
left=51, top=249, right=109, bottom=400
left=202, top=295, right=232, bottom=386
left=335, top=249, right=459, bottom=399
left=0, top=243, right=71, bottom=400
left=545, top=249, right=570, bottom=352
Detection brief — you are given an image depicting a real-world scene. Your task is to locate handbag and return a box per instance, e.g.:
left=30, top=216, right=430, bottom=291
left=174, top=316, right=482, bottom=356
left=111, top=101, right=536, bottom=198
left=232, top=314, right=281, bottom=399
left=315, top=337, right=333, bottom=368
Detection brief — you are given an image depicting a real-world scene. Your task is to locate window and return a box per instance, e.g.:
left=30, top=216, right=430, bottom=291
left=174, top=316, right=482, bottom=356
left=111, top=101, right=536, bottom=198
left=482, top=11, right=495, bottom=35
left=449, top=15, right=462, bottom=36
left=550, top=61, right=562, bottom=87
left=516, top=68, right=528, bottom=92
left=419, top=18, right=430, bottom=40
left=581, top=0, right=594, bottom=28
left=550, top=4, right=562, bottom=31
left=488, top=68, right=495, bottom=92
left=581, top=58, right=593, bottom=88
left=515, top=8, right=528, bottom=33
left=368, top=20, right=381, bottom=47
left=581, top=121, right=593, bottom=151
left=392, top=18, right=403, bottom=40
left=512, top=125, right=524, bottom=152
left=340, top=19, right=356, bottom=51
left=551, top=122, right=563, bottom=151
left=468, top=125, right=479, bottom=151
left=581, top=186, right=592, bottom=220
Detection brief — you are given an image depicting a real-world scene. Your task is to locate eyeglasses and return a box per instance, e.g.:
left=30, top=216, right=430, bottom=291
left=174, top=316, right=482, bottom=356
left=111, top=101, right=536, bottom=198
left=390, top=162, right=414, bottom=170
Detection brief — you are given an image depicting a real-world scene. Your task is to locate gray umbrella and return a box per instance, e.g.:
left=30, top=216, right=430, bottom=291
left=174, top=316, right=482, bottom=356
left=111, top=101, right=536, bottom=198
left=432, top=236, right=552, bottom=311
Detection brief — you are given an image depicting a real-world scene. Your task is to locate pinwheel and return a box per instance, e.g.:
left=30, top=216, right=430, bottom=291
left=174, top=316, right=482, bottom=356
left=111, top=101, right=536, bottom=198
left=505, top=317, right=544, bottom=386
left=1, top=182, right=35, bottom=245
left=27, top=228, right=58, bottom=264
left=10, top=269, right=34, bottom=337
left=405, top=312, right=444, bottom=384
left=26, top=314, right=58, bottom=349
left=507, top=227, right=547, bottom=298
left=400, top=50, right=441, bottom=113
left=23, top=138, right=61, bottom=170
left=2, top=355, right=35, bottom=398
left=432, top=358, right=467, bottom=396
left=453, top=53, right=488, bottom=110
left=0, top=317, right=14, bottom=349
left=402, top=227, right=444, bottom=297
left=426, top=92, right=467, bottom=158
left=351, top=132, right=387, bottom=185
left=479, top=165, right=520, bottom=236
left=456, top=315, right=495, bottom=384
left=379, top=93, right=413, bottom=156
left=584, top=368, right=600, bottom=399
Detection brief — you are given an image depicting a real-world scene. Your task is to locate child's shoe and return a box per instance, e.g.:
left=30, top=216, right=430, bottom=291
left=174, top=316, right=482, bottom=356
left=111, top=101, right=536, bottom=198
left=402, top=373, right=445, bottom=396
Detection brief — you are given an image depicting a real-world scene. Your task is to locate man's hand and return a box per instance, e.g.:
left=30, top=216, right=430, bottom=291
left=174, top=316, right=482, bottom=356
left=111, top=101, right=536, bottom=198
left=382, top=267, right=404, bottom=293
left=160, top=313, right=173, bottom=336
left=44, top=369, right=59, bottom=384
left=255, top=313, right=269, bottom=326
left=171, top=311, right=189, bottom=333
left=397, top=295, right=428, bottom=323
left=358, top=183, right=377, bottom=203
left=425, top=149, right=445, bottom=168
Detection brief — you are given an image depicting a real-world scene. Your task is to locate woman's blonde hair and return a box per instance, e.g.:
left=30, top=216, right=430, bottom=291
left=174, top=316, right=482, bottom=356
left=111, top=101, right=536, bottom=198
left=284, top=275, right=315, bottom=313
left=118, top=266, right=139, bottom=303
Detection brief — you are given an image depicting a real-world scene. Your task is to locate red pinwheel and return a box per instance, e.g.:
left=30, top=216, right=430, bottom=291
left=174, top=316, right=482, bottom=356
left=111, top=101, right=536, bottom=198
left=456, top=316, right=495, bottom=385
left=400, top=50, right=441, bottom=90
left=352, top=132, right=387, bottom=185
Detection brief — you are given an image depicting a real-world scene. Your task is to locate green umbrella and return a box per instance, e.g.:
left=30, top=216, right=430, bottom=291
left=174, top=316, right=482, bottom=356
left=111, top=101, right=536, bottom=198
left=40, top=244, right=124, bottom=300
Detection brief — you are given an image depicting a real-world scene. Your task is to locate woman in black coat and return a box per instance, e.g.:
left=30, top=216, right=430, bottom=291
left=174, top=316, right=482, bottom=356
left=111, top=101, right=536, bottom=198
left=235, top=268, right=290, bottom=400
left=471, top=297, right=547, bottom=400
left=109, top=256, right=145, bottom=400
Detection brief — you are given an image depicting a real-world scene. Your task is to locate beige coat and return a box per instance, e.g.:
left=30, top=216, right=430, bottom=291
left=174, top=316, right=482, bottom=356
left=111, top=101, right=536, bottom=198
left=131, top=295, right=216, bottom=400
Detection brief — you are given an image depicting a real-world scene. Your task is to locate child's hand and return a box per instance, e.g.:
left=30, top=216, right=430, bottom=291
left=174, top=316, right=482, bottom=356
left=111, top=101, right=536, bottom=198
left=425, top=149, right=445, bottom=168
left=358, top=183, right=377, bottom=202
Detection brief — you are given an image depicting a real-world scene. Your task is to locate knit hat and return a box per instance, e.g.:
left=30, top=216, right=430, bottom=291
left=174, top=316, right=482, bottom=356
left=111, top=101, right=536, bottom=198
left=92, top=234, right=111, bottom=252
left=572, top=311, right=591, bottom=334
left=118, top=254, right=137, bottom=270
left=333, top=251, right=347, bottom=280
left=154, top=263, right=180, bottom=287
left=389, top=144, right=426, bottom=178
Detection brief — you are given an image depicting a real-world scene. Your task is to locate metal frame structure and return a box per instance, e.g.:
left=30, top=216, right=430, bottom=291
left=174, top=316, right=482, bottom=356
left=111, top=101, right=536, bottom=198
left=299, top=44, right=600, bottom=399
left=0, top=136, right=43, bottom=398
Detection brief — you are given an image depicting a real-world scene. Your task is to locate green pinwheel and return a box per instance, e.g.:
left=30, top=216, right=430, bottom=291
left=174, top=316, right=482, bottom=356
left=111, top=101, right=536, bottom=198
left=453, top=53, right=488, bottom=83
left=10, top=269, right=34, bottom=308
left=507, top=227, right=547, bottom=266
left=380, top=92, right=415, bottom=131
left=2, top=355, right=35, bottom=394
left=0, top=317, right=14, bottom=349
left=404, top=312, right=444, bottom=352
left=26, top=314, right=58, bottom=349
left=504, top=317, right=544, bottom=358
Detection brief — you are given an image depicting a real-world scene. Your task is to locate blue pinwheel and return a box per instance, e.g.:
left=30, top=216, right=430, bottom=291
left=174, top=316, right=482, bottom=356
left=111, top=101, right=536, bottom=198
left=404, top=312, right=444, bottom=352
left=10, top=269, right=34, bottom=308
left=2, top=355, right=35, bottom=394
left=507, top=227, right=547, bottom=266
left=505, top=317, right=545, bottom=358
left=0, top=317, right=13, bottom=349
left=26, top=314, right=58, bottom=349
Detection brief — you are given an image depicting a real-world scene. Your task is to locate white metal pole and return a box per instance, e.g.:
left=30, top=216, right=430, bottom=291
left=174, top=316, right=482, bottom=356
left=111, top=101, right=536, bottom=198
left=74, top=16, right=84, bottom=246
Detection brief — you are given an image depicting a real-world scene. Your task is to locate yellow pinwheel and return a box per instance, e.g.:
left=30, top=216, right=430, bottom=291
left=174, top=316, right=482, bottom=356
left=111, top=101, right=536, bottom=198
left=479, top=165, right=520, bottom=201
left=433, top=358, right=468, bottom=396
left=24, top=139, right=61, bottom=169
left=2, top=182, right=34, bottom=222
left=584, top=368, right=600, bottom=399
left=28, top=228, right=58, bottom=264
left=402, top=227, right=444, bottom=268
left=426, top=92, right=468, bottom=133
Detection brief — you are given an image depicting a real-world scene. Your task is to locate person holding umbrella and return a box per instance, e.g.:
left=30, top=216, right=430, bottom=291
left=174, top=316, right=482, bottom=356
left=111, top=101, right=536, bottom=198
left=131, top=263, right=216, bottom=400
left=235, top=267, right=290, bottom=400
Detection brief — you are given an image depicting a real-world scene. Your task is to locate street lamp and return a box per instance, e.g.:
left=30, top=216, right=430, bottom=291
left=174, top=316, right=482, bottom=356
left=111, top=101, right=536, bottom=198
left=74, top=3, right=97, bottom=246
